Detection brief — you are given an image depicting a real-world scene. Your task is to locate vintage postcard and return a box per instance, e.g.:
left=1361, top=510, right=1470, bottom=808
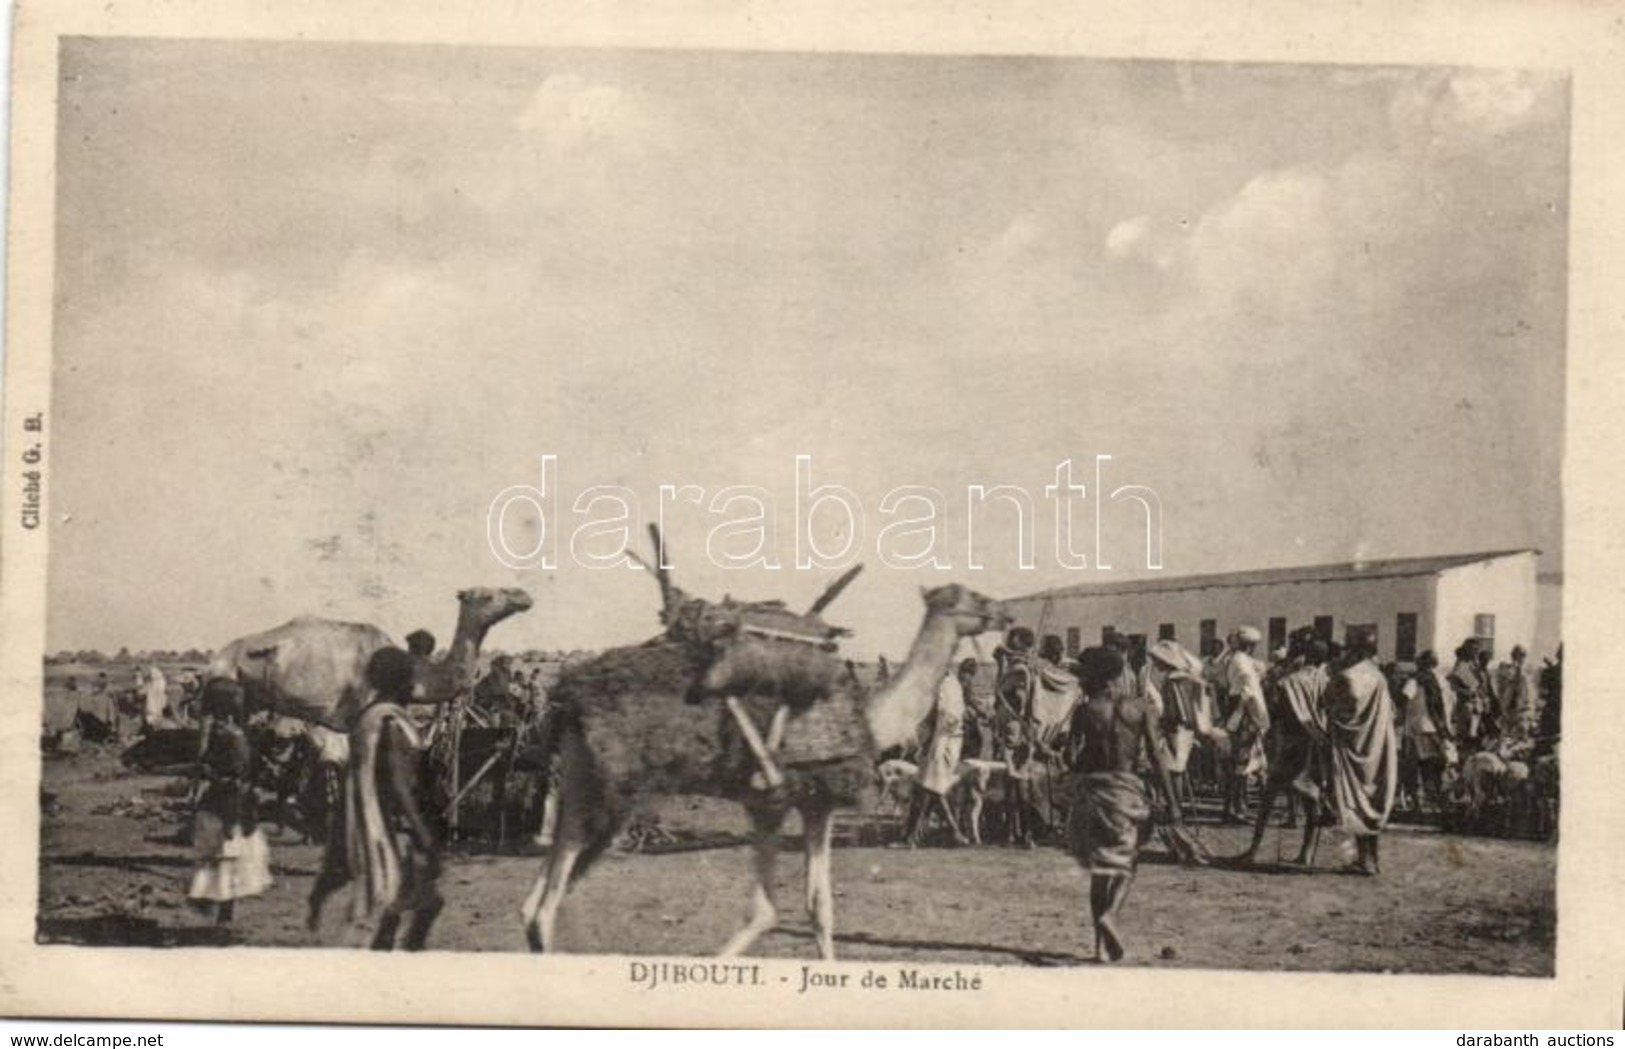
left=2, top=0, right=1622, bottom=1029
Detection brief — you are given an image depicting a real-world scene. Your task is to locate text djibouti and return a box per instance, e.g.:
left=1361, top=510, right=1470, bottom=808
left=628, top=961, right=983, bottom=993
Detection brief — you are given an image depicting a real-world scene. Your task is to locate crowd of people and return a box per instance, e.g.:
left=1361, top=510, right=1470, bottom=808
left=893, top=624, right=1563, bottom=856
left=52, top=664, right=204, bottom=744
left=886, top=623, right=1561, bottom=962
left=466, top=652, right=550, bottom=730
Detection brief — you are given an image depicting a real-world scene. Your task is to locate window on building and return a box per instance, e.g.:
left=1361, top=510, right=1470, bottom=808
left=1345, top=622, right=1378, bottom=654
left=1199, top=619, right=1217, bottom=655
left=1065, top=627, right=1081, bottom=658
left=1313, top=615, right=1334, bottom=643
left=1474, top=614, right=1496, bottom=659
left=1158, top=622, right=1177, bottom=641
left=1101, top=625, right=1117, bottom=646
left=1396, top=613, right=1419, bottom=662
left=1268, top=617, right=1287, bottom=653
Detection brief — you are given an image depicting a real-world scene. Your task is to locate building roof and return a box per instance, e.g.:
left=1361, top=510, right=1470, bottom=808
left=1006, top=549, right=1538, bottom=604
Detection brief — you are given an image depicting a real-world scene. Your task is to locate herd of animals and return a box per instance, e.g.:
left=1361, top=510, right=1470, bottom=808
left=57, top=534, right=1559, bottom=959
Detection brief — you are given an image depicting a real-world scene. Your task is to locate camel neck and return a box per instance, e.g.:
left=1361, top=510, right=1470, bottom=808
left=866, top=610, right=958, bottom=750
left=447, top=608, right=490, bottom=669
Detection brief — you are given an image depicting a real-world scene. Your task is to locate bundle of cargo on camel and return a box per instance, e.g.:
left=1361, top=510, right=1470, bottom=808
left=520, top=525, right=1010, bottom=960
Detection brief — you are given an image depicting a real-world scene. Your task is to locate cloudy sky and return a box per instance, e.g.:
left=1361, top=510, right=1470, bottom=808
left=48, top=40, right=1567, bottom=657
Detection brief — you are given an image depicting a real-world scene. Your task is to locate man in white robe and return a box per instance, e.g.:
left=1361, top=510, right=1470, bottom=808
left=143, top=664, right=169, bottom=725
left=1220, top=627, right=1269, bottom=823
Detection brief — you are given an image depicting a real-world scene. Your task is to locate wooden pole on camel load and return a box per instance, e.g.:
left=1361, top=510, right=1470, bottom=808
left=448, top=695, right=463, bottom=842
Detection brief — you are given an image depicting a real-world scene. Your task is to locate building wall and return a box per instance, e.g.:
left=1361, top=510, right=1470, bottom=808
left=1432, top=552, right=1540, bottom=661
left=1535, top=575, right=1563, bottom=661
left=1003, top=573, right=1439, bottom=663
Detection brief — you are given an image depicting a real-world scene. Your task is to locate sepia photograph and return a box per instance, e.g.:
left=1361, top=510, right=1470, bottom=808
left=2, top=0, right=1621, bottom=1031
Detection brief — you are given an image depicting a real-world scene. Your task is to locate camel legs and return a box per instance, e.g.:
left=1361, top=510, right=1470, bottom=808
left=536, top=790, right=559, bottom=848
left=520, top=784, right=595, bottom=953
left=522, top=835, right=582, bottom=953
left=521, top=730, right=617, bottom=953
left=717, top=804, right=786, bottom=958
left=802, top=804, right=837, bottom=960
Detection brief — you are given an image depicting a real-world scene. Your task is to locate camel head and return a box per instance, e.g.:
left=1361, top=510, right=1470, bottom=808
left=456, top=587, right=535, bottom=628
left=920, top=583, right=1011, bottom=638
left=863, top=584, right=1010, bottom=750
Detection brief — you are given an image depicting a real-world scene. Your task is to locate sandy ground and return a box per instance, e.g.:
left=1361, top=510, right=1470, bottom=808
left=36, top=744, right=1554, bottom=975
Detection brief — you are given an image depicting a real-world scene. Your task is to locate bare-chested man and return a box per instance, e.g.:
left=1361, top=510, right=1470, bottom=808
left=1065, top=646, right=1185, bottom=963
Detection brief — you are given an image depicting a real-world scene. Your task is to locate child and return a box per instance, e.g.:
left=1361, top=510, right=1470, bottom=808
left=188, top=679, right=273, bottom=924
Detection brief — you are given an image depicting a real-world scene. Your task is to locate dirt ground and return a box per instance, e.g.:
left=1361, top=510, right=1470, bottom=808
left=36, top=744, right=1554, bottom=975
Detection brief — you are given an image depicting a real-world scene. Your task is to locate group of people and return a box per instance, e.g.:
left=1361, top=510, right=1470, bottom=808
left=53, top=664, right=203, bottom=743
left=1072, top=629, right=1402, bottom=962
left=468, top=652, right=550, bottom=729
left=1395, top=641, right=1557, bottom=814
left=900, top=621, right=1560, bottom=845
left=896, top=631, right=1081, bottom=848
left=892, top=621, right=1562, bottom=960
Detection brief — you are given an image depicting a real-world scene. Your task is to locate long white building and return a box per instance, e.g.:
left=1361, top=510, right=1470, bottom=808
left=1000, top=549, right=1545, bottom=665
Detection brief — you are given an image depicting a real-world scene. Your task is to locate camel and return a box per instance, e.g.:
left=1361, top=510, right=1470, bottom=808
left=206, top=587, right=533, bottom=949
left=520, top=578, right=1009, bottom=960
left=204, top=586, right=534, bottom=839
left=207, top=587, right=534, bottom=729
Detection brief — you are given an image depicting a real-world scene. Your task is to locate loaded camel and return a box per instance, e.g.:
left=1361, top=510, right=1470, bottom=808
left=208, top=587, right=534, bottom=730
left=520, top=544, right=1008, bottom=959
left=207, top=587, right=533, bottom=949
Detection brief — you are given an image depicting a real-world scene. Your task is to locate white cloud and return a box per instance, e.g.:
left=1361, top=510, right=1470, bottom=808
left=1389, top=68, right=1560, bottom=152
left=1447, top=70, right=1541, bottom=134
left=1103, top=214, right=1184, bottom=271
left=1186, top=167, right=1333, bottom=314
left=980, top=212, right=1044, bottom=265
left=512, top=73, right=659, bottom=151
left=1104, top=215, right=1150, bottom=258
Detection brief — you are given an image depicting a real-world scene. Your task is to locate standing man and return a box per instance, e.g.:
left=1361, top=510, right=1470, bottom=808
left=902, top=660, right=970, bottom=847
left=1536, top=646, right=1563, bottom=755
left=1238, top=632, right=1331, bottom=867
left=178, top=670, right=202, bottom=724
left=1065, top=647, right=1185, bottom=963
left=143, top=664, right=169, bottom=726
left=1142, top=639, right=1210, bottom=806
left=956, top=657, right=1002, bottom=845
left=1220, top=626, right=1270, bottom=824
left=1325, top=634, right=1400, bottom=876
left=1449, top=640, right=1492, bottom=751
left=1400, top=651, right=1454, bottom=811
left=1495, top=645, right=1538, bottom=742
left=994, top=627, right=1039, bottom=847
